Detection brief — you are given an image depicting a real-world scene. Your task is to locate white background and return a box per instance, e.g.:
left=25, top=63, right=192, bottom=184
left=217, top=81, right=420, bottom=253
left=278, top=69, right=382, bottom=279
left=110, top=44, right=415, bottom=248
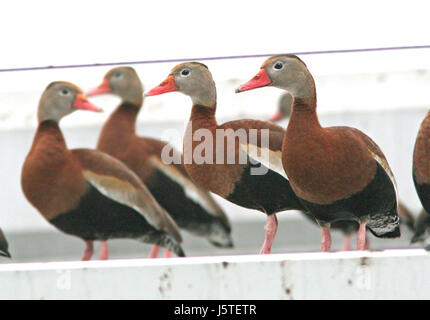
left=1, top=1, right=430, bottom=233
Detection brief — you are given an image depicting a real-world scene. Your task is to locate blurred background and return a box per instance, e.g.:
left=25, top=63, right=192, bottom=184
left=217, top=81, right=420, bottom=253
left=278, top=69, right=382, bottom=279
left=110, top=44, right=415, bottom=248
left=0, top=0, right=429, bottom=261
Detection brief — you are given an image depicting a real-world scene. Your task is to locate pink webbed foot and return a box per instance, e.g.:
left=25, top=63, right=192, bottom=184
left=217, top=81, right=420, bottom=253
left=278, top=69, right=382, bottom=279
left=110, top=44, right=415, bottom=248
left=259, top=214, right=278, bottom=254
left=81, top=241, right=94, bottom=261
left=148, top=245, right=160, bottom=258
left=164, top=250, right=172, bottom=258
left=99, top=241, right=109, bottom=260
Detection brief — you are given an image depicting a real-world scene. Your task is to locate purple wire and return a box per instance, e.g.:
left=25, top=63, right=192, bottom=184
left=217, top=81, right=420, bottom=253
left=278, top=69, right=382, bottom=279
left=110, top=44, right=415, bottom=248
left=0, top=45, right=429, bottom=73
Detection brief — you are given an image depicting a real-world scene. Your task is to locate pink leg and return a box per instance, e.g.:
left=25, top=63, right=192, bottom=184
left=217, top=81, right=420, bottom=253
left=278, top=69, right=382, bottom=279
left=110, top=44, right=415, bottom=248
left=357, top=222, right=367, bottom=250
left=164, top=250, right=172, bottom=258
left=342, top=235, right=351, bottom=251
left=81, top=241, right=94, bottom=261
left=148, top=245, right=160, bottom=258
left=259, top=214, right=278, bottom=254
left=98, top=241, right=109, bottom=260
left=321, top=226, right=332, bottom=252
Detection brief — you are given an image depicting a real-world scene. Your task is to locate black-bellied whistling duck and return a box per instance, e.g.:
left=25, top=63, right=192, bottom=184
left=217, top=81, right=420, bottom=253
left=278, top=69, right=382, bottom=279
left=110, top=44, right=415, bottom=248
left=86, top=67, right=233, bottom=258
left=21, top=82, right=185, bottom=260
left=237, top=55, right=400, bottom=251
left=269, top=91, right=414, bottom=250
left=411, top=209, right=430, bottom=248
left=413, top=111, right=430, bottom=219
left=145, top=62, right=305, bottom=254
left=269, top=92, right=361, bottom=250
left=411, top=109, right=430, bottom=248
left=0, top=228, right=11, bottom=258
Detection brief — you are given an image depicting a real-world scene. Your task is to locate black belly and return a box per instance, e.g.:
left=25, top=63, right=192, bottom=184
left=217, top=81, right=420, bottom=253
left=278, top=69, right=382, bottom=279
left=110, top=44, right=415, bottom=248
left=50, top=185, right=161, bottom=241
left=298, top=163, right=400, bottom=238
left=302, top=211, right=358, bottom=235
left=413, top=171, right=430, bottom=214
left=226, top=159, right=304, bottom=215
left=147, top=168, right=230, bottom=236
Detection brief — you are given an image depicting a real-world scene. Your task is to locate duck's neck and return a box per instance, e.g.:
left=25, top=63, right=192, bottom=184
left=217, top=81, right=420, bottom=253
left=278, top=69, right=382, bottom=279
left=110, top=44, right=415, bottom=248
left=97, top=102, right=141, bottom=152
left=105, top=102, right=141, bottom=133
left=30, top=120, right=68, bottom=160
left=189, top=103, right=218, bottom=129
left=286, top=94, right=322, bottom=137
left=36, top=120, right=67, bottom=145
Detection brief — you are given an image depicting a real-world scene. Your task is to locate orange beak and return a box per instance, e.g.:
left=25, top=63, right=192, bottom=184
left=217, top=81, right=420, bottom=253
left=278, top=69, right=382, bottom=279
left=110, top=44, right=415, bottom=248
left=145, top=75, right=178, bottom=96
left=73, top=94, right=102, bottom=112
left=236, top=69, right=271, bottom=93
left=86, top=79, right=112, bottom=96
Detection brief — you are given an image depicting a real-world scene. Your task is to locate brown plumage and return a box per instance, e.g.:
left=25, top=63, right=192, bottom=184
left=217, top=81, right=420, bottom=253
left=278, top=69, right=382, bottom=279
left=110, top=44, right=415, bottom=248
left=146, top=62, right=304, bottom=254
left=86, top=67, right=233, bottom=253
left=413, top=110, right=430, bottom=212
left=411, top=109, right=430, bottom=248
left=237, top=55, right=400, bottom=251
left=270, top=86, right=414, bottom=249
left=21, top=81, right=185, bottom=260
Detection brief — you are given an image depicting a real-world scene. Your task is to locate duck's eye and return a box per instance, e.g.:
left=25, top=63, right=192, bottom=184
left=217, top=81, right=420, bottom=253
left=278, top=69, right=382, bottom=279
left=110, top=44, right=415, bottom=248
left=59, top=89, right=70, bottom=96
left=180, top=69, right=190, bottom=77
left=273, top=62, right=284, bottom=70
left=114, top=72, right=122, bottom=78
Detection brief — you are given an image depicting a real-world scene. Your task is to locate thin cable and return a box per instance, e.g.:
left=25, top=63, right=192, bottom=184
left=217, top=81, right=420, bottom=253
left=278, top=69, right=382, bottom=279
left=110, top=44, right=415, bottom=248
left=1, top=45, right=429, bottom=73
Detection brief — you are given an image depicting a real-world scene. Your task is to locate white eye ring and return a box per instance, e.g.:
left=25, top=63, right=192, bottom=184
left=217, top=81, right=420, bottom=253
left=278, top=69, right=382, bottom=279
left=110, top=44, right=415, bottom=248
left=180, top=68, right=191, bottom=77
left=59, top=89, right=70, bottom=96
left=273, top=62, right=284, bottom=71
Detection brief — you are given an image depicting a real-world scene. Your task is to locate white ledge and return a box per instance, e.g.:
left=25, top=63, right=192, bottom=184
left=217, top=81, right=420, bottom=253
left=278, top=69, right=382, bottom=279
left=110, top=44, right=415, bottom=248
left=1, top=249, right=429, bottom=299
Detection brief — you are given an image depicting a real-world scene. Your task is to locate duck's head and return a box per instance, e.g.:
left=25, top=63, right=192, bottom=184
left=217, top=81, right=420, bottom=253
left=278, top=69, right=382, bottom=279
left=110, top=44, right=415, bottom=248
left=87, top=67, right=143, bottom=105
left=38, top=81, right=101, bottom=123
left=146, top=62, right=216, bottom=107
left=236, top=55, right=314, bottom=101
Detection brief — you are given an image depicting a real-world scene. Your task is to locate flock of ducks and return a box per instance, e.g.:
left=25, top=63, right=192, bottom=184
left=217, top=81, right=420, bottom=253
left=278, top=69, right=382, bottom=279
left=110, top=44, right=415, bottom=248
left=0, top=54, right=429, bottom=261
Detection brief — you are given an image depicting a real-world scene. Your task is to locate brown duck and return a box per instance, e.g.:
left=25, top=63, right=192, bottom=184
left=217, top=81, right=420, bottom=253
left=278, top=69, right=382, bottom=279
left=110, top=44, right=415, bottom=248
left=237, top=55, right=400, bottom=251
left=146, top=62, right=305, bottom=254
left=21, top=82, right=184, bottom=260
left=86, top=67, right=233, bottom=257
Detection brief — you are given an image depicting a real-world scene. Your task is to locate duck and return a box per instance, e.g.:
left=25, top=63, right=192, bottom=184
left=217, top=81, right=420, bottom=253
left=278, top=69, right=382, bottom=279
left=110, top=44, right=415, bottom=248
left=269, top=92, right=360, bottom=250
left=236, top=55, right=400, bottom=251
left=21, top=81, right=185, bottom=260
left=0, top=228, right=11, bottom=258
left=411, top=109, right=430, bottom=248
left=269, top=91, right=414, bottom=250
left=86, top=67, right=233, bottom=258
left=145, top=62, right=305, bottom=254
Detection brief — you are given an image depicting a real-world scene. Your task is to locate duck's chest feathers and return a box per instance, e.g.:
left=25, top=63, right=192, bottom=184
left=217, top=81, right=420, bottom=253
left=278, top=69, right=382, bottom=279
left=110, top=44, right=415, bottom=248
left=183, top=118, right=244, bottom=197
left=283, top=129, right=376, bottom=205
left=21, top=129, right=87, bottom=220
